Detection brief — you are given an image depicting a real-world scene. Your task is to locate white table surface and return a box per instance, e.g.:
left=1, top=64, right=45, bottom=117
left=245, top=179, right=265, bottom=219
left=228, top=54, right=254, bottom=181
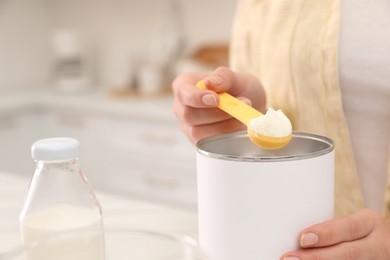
left=0, top=171, right=198, bottom=254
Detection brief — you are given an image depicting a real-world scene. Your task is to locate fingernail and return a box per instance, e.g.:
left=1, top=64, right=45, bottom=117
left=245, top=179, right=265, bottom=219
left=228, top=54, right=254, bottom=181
left=300, top=232, right=318, bottom=247
left=283, top=257, right=301, bottom=260
left=238, top=97, right=252, bottom=106
left=202, top=94, right=217, bottom=106
left=206, top=75, right=223, bottom=85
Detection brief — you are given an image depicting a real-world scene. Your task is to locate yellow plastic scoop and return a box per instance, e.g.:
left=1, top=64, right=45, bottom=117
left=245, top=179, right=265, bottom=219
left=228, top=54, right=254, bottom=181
left=196, top=80, right=292, bottom=149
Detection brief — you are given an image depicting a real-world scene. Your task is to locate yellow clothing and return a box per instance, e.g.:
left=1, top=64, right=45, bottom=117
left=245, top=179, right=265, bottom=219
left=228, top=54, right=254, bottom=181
left=229, top=0, right=380, bottom=216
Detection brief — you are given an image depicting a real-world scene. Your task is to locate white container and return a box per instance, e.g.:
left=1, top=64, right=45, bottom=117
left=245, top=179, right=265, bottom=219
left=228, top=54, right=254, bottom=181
left=51, top=30, right=94, bottom=94
left=196, top=131, right=335, bottom=260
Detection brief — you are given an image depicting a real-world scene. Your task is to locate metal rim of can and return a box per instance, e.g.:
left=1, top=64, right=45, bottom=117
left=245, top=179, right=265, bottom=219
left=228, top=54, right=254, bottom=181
left=196, top=131, right=335, bottom=162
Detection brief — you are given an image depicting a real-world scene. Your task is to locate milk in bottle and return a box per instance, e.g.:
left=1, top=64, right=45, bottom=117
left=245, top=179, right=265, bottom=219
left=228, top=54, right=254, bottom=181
left=19, top=137, right=104, bottom=260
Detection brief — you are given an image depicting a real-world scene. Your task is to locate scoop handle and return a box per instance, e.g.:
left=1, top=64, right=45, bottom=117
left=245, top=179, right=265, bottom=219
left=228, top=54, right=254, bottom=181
left=196, top=80, right=263, bottom=125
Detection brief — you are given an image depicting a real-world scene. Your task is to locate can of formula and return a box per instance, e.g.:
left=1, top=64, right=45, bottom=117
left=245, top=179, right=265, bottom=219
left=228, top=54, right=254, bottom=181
left=196, top=131, right=335, bottom=260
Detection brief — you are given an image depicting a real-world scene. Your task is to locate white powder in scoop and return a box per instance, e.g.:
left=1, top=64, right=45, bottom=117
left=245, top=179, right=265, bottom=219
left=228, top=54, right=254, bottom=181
left=249, top=108, right=292, bottom=137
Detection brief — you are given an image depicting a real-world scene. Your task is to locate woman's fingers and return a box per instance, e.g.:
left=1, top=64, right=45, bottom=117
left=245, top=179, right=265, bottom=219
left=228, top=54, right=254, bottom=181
left=281, top=209, right=390, bottom=260
left=172, top=72, right=217, bottom=108
left=179, top=117, right=246, bottom=144
left=171, top=66, right=266, bottom=143
left=172, top=66, right=242, bottom=109
left=283, top=237, right=375, bottom=260
left=299, top=209, right=380, bottom=248
left=173, top=96, right=252, bottom=126
left=202, top=66, right=237, bottom=93
left=173, top=100, right=231, bottom=125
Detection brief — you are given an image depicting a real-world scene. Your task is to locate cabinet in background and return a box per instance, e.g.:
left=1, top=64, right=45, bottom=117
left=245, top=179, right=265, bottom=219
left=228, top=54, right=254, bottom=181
left=88, top=116, right=196, bottom=208
left=0, top=98, right=197, bottom=209
left=0, top=108, right=48, bottom=176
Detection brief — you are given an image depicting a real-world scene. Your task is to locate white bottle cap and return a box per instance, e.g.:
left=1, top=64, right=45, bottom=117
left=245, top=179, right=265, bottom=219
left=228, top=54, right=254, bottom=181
left=31, top=137, right=80, bottom=161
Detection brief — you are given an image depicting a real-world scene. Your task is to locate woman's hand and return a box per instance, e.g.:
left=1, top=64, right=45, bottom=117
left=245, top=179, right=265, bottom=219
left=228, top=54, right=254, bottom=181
left=171, top=66, right=266, bottom=144
left=281, top=209, right=390, bottom=260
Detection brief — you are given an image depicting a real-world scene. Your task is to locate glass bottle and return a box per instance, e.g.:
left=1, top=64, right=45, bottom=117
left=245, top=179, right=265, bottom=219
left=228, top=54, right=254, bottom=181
left=19, top=137, right=104, bottom=260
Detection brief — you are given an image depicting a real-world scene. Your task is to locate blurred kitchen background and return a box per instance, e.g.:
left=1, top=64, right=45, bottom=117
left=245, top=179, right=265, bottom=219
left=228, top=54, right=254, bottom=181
left=0, top=0, right=236, bottom=210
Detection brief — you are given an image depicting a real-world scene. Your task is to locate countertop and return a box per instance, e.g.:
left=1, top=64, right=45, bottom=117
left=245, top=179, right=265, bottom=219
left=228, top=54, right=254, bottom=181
left=0, top=170, right=198, bottom=253
left=0, top=89, right=176, bottom=123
